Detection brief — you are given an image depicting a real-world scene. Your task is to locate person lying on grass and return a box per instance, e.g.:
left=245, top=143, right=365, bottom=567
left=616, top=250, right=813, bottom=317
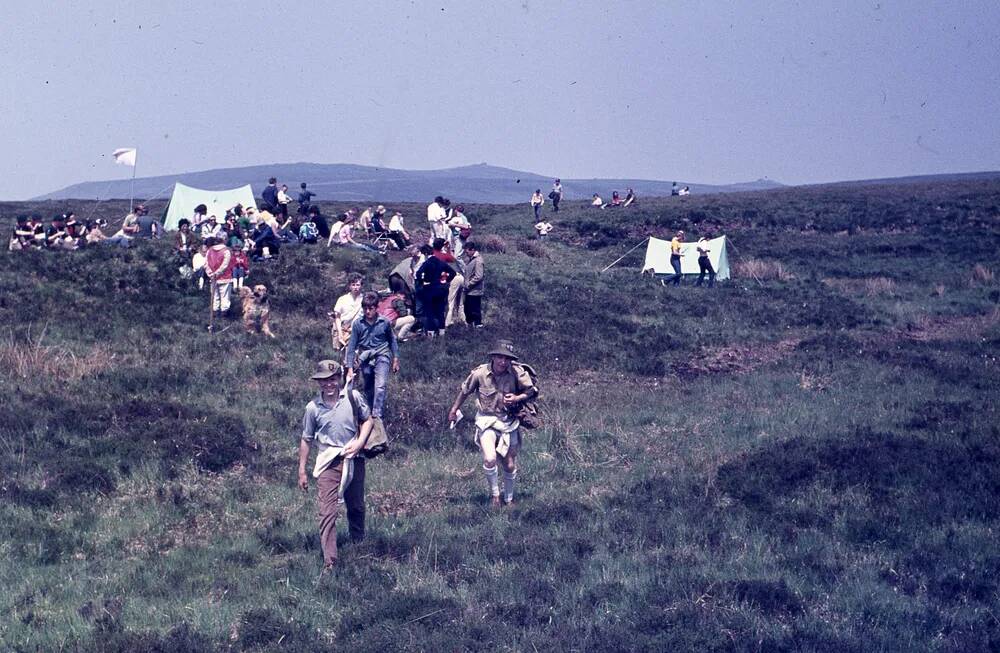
left=448, top=339, right=537, bottom=507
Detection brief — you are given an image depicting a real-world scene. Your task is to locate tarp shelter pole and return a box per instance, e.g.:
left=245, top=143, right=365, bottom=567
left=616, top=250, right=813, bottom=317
left=726, top=237, right=763, bottom=286
left=600, top=236, right=650, bottom=273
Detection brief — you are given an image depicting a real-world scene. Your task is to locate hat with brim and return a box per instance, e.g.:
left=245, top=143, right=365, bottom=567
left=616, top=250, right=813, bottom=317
left=310, top=359, right=343, bottom=380
left=487, top=339, right=519, bottom=360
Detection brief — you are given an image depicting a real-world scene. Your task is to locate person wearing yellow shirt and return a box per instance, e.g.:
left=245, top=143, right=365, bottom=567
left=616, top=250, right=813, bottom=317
left=665, top=230, right=685, bottom=286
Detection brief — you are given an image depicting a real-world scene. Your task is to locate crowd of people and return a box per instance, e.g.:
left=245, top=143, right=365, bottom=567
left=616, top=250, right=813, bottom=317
left=7, top=204, right=161, bottom=251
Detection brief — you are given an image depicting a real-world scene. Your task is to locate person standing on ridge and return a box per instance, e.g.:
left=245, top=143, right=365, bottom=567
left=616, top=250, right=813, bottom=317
left=550, top=179, right=562, bottom=212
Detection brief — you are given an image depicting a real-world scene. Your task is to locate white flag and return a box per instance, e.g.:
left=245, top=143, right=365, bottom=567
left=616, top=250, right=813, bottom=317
left=112, top=148, right=137, bottom=167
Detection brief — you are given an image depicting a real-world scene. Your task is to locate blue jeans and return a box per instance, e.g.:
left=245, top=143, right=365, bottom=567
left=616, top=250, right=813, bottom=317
left=362, top=354, right=391, bottom=418
left=668, top=254, right=682, bottom=285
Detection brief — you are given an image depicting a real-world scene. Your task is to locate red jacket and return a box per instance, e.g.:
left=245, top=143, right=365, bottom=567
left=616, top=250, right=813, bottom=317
left=205, top=244, right=234, bottom=282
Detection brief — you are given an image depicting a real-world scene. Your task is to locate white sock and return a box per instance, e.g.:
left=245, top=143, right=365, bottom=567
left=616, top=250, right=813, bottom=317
left=483, top=464, right=499, bottom=497
left=503, top=468, right=517, bottom=502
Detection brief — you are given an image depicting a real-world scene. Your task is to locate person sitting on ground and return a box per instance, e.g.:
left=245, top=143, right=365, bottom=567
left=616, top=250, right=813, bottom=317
left=603, top=190, right=621, bottom=208
left=333, top=213, right=380, bottom=254
left=377, top=289, right=416, bottom=340
left=534, top=220, right=554, bottom=239
left=678, top=186, right=691, bottom=196
left=591, top=193, right=603, bottom=206
left=623, top=188, right=636, bottom=207
left=174, top=219, right=199, bottom=256
left=192, top=204, right=209, bottom=231
left=201, top=215, right=226, bottom=240
left=331, top=273, right=365, bottom=351
left=45, top=214, right=73, bottom=249
left=249, top=219, right=281, bottom=260
left=307, top=205, right=331, bottom=241
left=235, top=205, right=253, bottom=234
left=387, top=211, right=411, bottom=250
left=298, top=217, right=319, bottom=244
left=346, top=291, right=401, bottom=421
left=134, top=205, right=163, bottom=239
left=64, top=212, right=88, bottom=248
left=10, top=216, right=33, bottom=250
left=358, top=206, right=375, bottom=235
left=85, top=219, right=109, bottom=246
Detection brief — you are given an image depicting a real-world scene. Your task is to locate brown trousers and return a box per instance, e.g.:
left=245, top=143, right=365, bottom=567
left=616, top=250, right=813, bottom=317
left=316, top=458, right=366, bottom=565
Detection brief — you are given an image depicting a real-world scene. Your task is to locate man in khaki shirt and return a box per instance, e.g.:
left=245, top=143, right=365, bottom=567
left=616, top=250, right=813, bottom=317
left=448, top=340, right=537, bottom=507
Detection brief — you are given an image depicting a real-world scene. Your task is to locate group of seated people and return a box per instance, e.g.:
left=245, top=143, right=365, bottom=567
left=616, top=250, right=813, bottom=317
left=591, top=188, right=637, bottom=209
left=7, top=205, right=161, bottom=251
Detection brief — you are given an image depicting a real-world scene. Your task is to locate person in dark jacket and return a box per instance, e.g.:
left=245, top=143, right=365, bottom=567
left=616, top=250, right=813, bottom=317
left=261, top=177, right=279, bottom=208
left=307, top=205, right=331, bottom=240
left=250, top=220, right=281, bottom=260
left=415, top=239, right=455, bottom=337
left=297, top=182, right=316, bottom=217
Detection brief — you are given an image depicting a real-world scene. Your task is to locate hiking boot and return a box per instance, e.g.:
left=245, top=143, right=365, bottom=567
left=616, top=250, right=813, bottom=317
left=503, top=497, right=515, bottom=508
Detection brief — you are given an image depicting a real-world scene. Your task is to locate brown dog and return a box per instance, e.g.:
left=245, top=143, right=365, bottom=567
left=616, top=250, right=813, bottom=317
left=240, top=284, right=276, bottom=338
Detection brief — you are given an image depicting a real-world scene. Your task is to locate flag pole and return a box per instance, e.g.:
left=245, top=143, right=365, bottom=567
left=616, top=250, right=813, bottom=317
left=129, top=153, right=137, bottom=214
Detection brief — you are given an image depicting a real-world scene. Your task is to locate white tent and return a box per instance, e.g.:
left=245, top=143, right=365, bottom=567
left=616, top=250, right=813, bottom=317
left=163, top=182, right=257, bottom=231
left=641, top=235, right=730, bottom=280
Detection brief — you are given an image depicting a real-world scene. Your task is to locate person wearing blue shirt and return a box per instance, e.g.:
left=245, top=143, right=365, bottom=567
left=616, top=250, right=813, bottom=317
left=345, top=292, right=400, bottom=420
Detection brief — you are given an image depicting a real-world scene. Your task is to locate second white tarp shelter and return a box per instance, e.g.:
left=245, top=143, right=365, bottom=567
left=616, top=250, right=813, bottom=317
left=163, top=182, right=257, bottom=231
left=641, top=235, right=730, bottom=280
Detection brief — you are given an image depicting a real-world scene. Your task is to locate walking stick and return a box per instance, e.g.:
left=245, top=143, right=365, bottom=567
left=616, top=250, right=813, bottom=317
left=208, top=277, right=217, bottom=332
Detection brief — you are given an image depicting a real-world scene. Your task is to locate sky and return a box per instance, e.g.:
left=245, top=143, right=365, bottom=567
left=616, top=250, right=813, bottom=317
left=1, top=0, right=998, bottom=200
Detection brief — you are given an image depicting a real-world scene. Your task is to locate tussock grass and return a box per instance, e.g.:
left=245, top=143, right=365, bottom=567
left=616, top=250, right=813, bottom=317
left=732, top=257, right=793, bottom=281
left=971, top=262, right=994, bottom=284
left=1, top=180, right=1000, bottom=650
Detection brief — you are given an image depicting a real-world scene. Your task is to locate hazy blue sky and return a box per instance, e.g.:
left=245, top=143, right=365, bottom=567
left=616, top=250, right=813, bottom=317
left=2, top=1, right=998, bottom=200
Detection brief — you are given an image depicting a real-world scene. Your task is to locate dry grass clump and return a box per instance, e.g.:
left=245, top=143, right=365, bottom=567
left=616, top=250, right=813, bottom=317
left=0, top=327, right=116, bottom=380
left=480, top=234, right=508, bottom=253
left=517, top=239, right=550, bottom=259
left=863, top=276, right=896, bottom=296
left=733, top=258, right=793, bottom=281
left=971, top=263, right=994, bottom=285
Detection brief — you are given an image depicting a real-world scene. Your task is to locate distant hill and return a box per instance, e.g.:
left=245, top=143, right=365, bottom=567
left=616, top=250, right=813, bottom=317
left=33, top=162, right=785, bottom=203
left=810, top=170, right=1000, bottom=188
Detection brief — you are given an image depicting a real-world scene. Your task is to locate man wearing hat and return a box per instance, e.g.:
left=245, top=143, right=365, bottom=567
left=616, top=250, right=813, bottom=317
left=298, top=360, right=374, bottom=570
left=448, top=340, right=537, bottom=507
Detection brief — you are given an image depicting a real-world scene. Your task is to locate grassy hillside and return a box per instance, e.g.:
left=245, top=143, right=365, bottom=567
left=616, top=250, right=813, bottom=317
left=1, top=180, right=999, bottom=652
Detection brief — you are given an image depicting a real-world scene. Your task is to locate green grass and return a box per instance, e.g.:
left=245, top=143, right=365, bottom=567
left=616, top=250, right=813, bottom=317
left=1, top=181, right=999, bottom=651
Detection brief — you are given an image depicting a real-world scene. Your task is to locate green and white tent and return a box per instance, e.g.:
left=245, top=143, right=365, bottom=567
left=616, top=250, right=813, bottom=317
left=641, top=235, right=730, bottom=280
left=163, top=182, right=257, bottom=231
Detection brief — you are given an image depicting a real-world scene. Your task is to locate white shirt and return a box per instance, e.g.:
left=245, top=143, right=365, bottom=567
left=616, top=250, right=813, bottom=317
left=333, top=292, right=363, bottom=329
left=427, top=201, right=446, bottom=225
left=277, top=190, right=292, bottom=205
left=388, top=214, right=406, bottom=232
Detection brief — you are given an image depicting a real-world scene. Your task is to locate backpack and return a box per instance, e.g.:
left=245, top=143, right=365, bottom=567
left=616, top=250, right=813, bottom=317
left=511, top=363, right=541, bottom=429
left=345, top=385, right=389, bottom=458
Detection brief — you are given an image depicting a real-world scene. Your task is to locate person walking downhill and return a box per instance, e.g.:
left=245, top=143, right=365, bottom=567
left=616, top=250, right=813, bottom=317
left=345, top=292, right=400, bottom=421
left=530, top=189, right=545, bottom=221
left=550, top=179, right=562, bottom=212
left=665, top=230, right=685, bottom=286
left=448, top=340, right=537, bottom=507
left=696, top=234, right=716, bottom=288
left=298, top=360, right=374, bottom=572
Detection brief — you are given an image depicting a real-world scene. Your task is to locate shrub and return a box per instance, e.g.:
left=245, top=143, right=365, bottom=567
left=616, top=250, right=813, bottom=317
left=971, top=263, right=994, bottom=284
left=480, top=234, right=507, bottom=253
left=863, top=276, right=896, bottom=296
left=517, top=238, right=550, bottom=259
left=733, top=258, right=793, bottom=281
